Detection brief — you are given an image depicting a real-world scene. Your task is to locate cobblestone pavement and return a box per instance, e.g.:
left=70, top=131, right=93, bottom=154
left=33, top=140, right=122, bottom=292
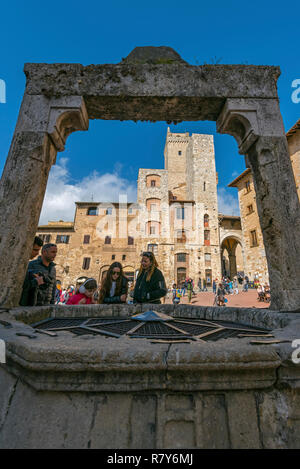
left=164, top=288, right=270, bottom=308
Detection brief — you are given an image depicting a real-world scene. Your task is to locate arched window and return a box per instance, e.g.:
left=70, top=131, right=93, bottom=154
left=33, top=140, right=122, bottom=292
left=204, top=230, right=210, bottom=246
left=128, top=236, right=134, bottom=245
left=146, top=221, right=160, bottom=236
left=82, top=257, right=90, bottom=270
left=204, top=214, right=209, bottom=227
left=147, top=244, right=158, bottom=255
left=146, top=198, right=161, bottom=212
left=105, top=236, right=111, bottom=244
left=176, top=253, right=187, bottom=262
left=146, top=175, right=161, bottom=188
left=177, top=267, right=186, bottom=286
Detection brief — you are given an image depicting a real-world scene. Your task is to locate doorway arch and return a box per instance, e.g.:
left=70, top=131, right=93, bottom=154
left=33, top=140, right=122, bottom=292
left=220, top=236, right=244, bottom=280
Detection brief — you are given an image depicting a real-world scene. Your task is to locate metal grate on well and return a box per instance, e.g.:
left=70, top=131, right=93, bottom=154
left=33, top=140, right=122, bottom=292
left=31, top=315, right=271, bottom=341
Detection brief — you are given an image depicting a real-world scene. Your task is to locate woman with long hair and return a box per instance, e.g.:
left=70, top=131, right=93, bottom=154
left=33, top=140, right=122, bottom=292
left=98, top=262, right=128, bottom=304
left=133, top=251, right=167, bottom=304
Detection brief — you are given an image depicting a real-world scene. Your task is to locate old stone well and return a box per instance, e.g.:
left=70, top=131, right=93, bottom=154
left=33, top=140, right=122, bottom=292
left=1, top=303, right=300, bottom=449
left=1, top=47, right=300, bottom=448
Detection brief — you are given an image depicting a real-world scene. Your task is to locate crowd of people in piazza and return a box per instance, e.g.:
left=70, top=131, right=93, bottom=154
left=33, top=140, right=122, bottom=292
left=19, top=236, right=270, bottom=308
left=170, top=274, right=266, bottom=306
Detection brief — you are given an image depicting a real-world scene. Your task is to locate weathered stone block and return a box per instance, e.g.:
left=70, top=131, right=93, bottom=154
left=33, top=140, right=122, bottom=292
left=199, top=393, right=230, bottom=449
left=89, top=394, right=131, bottom=449
left=130, top=394, right=157, bottom=448
left=164, top=420, right=196, bottom=448
left=226, top=391, right=260, bottom=448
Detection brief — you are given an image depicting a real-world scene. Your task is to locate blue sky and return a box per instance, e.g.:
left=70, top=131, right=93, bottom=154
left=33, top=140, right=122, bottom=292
left=0, top=1, right=299, bottom=223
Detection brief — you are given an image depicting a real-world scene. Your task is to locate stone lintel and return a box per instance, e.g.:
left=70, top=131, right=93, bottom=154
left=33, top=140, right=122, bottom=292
left=23, top=63, right=280, bottom=121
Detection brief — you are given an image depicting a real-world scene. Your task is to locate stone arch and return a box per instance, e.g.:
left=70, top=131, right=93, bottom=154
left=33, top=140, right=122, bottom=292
left=219, top=114, right=252, bottom=149
left=221, top=235, right=244, bottom=280
left=0, top=47, right=299, bottom=310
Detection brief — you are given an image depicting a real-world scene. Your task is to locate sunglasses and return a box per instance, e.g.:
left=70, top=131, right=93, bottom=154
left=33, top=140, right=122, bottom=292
left=112, top=270, right=121, bottom=276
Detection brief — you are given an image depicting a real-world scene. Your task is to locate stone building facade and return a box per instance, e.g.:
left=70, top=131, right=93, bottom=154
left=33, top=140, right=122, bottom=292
left=228, top=119, right=300, bottom=284
left=287, top=119, right=300, bottom=200
left=37, top=129, right=224, bottom=289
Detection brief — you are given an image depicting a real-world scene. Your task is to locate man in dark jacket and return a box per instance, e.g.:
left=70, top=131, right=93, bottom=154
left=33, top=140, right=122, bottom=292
left=133, top=252, right=167, bottom=304
left=20, top=243, right=57, bottom=306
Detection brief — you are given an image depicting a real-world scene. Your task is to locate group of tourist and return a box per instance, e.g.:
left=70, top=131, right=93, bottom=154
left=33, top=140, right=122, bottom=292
left=19, top=237, right=168, bottom=307
left=210, top=275, right=247, bottom=306
left=19, top=236, right=270, bottom=308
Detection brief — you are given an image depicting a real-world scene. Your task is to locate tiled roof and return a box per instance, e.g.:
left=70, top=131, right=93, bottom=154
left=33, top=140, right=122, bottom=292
left=286, top=118, right=300, bottom=138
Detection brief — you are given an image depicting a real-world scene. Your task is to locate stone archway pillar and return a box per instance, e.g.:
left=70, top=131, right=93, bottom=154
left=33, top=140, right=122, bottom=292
left=228, top=254, right=237, bottom=280
left=217, top=99, right=300, bottom=310
left=0, top=95, right=88, bottom=307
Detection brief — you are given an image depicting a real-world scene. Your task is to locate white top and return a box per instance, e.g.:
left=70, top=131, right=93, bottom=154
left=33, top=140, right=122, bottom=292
left=110, top=281, right=116, bottom=297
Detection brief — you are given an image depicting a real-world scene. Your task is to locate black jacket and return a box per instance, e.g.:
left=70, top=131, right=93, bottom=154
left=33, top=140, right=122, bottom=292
left=103, top=276, right=128, bottom=304
left=133, top=268, right=167, bottom=304
left=19, top=256, right=56, bottom=306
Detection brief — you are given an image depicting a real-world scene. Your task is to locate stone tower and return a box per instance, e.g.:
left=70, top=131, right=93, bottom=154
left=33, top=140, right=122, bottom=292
left=136, top=129, right=221, bottom=287
left=164, top=127, right=190, bottom=200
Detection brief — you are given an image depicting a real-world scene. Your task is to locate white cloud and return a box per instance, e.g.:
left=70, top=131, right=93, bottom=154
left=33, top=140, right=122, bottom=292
left=39, top=158, right=137, bottom=225
left=217, top=187, right=240, bottom=216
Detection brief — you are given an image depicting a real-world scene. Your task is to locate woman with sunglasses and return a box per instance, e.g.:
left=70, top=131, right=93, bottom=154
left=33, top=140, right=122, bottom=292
left=133, top=251, right=167, bottom=304
left=98, top=262, right=128, bottom=304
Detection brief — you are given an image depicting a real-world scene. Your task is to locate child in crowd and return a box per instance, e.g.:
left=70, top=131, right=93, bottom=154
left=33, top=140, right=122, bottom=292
left=172, top=284, right=182, bottom=304
left=66, top=278, right=97, bottom=305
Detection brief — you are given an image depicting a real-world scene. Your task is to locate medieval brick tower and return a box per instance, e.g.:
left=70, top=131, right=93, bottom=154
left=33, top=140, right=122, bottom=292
left=136, top=128, right=221, bottom=287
